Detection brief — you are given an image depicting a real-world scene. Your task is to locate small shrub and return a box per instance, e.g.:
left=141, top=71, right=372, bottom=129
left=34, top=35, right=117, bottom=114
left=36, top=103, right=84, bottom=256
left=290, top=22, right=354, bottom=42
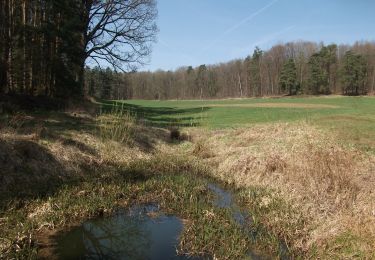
left=169, top=127, right=181, bottom=140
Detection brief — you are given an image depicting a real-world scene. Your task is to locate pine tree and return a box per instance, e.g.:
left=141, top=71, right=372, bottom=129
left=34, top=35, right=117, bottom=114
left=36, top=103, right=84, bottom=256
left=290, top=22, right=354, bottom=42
left=196, top=65, right=207, bottom=99
left=308, top=53, right=327, bottom=94
left=249, top=47, right=263, bottom=96
left=340, top=51, right=367, bottom=95
left=279, top=59, right=298, bottom=95
left=307, top=44, right=338, bottom=94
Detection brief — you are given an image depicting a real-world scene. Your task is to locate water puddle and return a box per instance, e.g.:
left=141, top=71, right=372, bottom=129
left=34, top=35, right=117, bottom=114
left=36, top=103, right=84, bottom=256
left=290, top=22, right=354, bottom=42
left=54, top=183, right=290, bottom=259
left=55, top=204, right=193, bottom=259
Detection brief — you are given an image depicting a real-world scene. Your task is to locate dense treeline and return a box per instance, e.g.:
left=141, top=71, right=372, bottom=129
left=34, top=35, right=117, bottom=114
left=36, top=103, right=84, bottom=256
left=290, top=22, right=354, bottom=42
left=0, top=0, right=157, bottom=99
left=0, top=0, right=85, bottom=98
left=85, top=67, right=132, bottom=100
left=87, top=41, right=375, bottom=100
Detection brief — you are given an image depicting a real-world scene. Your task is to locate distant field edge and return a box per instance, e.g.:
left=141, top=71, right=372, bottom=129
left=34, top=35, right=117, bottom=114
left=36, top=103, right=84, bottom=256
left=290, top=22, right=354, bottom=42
left=112, top=94, right=374, bottom=102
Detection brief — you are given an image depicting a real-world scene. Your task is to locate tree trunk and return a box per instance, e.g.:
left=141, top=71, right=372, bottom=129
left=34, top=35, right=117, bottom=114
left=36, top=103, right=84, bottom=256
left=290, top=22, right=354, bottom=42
left=22, top=0, right=26, bottom=93
left=372, top=67, right=375, bottom=94
left=0, top=0, right=8, bottom=93
left=7, top=0, right=14, bottom=93
left=238, top=73, right=243, bottom=97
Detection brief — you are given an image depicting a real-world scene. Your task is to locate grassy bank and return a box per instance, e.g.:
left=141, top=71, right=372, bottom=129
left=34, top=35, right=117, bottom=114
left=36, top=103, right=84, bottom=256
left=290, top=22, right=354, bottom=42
left=188, top=122, right=375, bottom=258
left=0, top=108, right=283, bottom=259
left=1, top=96, right=374, bottom=259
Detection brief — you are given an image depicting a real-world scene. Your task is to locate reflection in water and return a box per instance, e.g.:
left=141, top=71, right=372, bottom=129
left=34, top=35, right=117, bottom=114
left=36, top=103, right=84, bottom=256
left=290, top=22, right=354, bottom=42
left=56, top=204, right=191, bottom=260
left=56, top=184, right=289, bottom=259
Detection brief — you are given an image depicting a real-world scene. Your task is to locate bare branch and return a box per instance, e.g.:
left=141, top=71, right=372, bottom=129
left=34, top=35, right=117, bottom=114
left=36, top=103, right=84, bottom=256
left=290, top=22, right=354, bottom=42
left=84, top=0, right=158, bottom=71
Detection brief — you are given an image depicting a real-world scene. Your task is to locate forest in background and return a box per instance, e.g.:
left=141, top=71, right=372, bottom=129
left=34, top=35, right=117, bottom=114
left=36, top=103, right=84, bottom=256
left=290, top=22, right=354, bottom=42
left=87, top=41, right=375, bottom=100
left=1, top=1, right=374, bottom=102
left=0, top=0, right=157, bottom=99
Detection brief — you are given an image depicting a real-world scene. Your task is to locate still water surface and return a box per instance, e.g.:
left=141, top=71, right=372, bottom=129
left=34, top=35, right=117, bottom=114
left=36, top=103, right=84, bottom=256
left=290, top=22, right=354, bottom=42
left=56, top=204, right=192, bottom=259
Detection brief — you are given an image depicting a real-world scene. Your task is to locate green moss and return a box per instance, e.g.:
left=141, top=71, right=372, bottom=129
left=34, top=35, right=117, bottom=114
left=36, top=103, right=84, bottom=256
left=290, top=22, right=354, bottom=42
left=319, top=231, right=372, bottom=259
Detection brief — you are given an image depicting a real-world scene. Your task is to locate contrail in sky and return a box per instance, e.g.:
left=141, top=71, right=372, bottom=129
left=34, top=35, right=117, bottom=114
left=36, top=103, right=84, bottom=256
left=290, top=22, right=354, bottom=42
left=229, top=25, right=296, bottom=58
left=200, top=0, right=280, bottom=54
left=249, top=25, right=296, bottom=48
left=158, top=39, right=198, bottom=67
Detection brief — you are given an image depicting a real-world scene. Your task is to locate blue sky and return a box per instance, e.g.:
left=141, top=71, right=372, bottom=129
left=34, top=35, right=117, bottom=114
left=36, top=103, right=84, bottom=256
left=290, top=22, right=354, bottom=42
left=143, top=0, right=375, bottom=71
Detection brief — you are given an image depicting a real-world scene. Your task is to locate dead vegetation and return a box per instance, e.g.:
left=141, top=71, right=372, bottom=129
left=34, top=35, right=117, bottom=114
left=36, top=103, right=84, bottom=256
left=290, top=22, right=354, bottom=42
left=190, top=122, right=375, bottom=257
left=1, top=106, right=374, bottom=259
left=0, top=110, right=170, bottom=205
left=192, top=139, right=214, bottom=159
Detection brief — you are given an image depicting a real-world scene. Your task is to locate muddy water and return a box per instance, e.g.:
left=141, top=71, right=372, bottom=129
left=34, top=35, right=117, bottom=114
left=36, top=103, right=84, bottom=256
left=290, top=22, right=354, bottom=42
left=55, top=204, right=193, bottom=259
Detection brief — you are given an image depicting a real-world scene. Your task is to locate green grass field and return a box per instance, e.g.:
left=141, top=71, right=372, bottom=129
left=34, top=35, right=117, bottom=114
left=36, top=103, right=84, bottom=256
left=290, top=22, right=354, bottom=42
left=107, top=96, right=375, bottom=151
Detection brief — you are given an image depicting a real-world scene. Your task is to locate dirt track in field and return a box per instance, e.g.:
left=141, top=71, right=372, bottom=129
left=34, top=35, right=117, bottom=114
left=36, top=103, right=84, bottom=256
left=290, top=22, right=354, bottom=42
left=206, top=103, right=339, bottom=109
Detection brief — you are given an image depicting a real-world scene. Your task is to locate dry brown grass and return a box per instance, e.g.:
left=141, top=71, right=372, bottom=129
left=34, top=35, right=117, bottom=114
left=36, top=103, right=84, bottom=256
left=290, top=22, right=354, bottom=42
left=0, top=112, right=169, bottom=200
left=189, top=122, right=375, bottom=256
left=192, top=139, right=214, bottom=159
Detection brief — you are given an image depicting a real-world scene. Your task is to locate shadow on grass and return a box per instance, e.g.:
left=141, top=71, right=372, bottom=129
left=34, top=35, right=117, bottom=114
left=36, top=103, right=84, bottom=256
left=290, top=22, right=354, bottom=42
left=0, top=137, right=155, bottom=209
left=0, top=111, right=97, bottom=136
left=99, top=100, right=210, bottom=128
left=0, top=139, right=74, bottom=208
left=0, top=112, right=152, bottom=207
left=0, top=99, right=210, bottom=206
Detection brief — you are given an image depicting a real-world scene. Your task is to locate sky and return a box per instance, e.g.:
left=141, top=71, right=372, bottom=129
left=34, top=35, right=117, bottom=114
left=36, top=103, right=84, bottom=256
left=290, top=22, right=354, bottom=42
left=142, top=0, right=375, bottom=71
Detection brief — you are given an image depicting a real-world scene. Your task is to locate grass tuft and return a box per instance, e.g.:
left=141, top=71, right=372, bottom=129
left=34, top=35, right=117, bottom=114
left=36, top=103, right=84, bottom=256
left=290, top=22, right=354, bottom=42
left=96, top=105, right=136, bottom=144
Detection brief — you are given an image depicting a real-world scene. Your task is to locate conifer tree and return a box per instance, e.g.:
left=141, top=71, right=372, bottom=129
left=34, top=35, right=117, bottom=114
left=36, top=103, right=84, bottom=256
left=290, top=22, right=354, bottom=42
left=280, top=59, right=298, bottom=95
left=340, top=51, right=367, bottom=95
left=249, top=47, right=263, bottom=96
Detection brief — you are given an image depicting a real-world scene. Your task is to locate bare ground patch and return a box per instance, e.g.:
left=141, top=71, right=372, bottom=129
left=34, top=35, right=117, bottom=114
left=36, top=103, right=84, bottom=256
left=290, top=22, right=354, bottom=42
left=206, top=103, right=340, bottom=109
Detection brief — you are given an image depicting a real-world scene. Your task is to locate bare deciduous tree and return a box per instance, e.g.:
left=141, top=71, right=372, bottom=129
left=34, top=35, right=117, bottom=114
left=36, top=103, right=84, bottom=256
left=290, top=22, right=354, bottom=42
left=83, top=0, right=158, bottom=72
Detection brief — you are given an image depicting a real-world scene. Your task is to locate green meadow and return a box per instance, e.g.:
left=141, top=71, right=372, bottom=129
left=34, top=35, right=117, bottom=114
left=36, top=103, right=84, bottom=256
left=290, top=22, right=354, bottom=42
left=110, top=96, right=375, bottom=151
